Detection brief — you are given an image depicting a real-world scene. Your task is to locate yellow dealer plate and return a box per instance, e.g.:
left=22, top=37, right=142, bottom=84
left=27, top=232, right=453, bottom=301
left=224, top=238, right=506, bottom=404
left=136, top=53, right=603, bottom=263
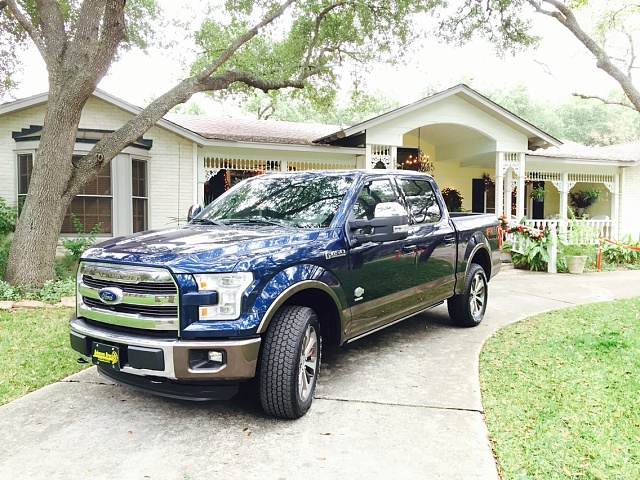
left=91, top=342, right=120, bottom=370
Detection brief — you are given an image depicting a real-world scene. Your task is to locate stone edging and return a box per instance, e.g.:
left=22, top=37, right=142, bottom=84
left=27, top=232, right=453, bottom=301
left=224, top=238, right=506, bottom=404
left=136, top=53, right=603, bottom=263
left=0, top=296, right=75, bottom=310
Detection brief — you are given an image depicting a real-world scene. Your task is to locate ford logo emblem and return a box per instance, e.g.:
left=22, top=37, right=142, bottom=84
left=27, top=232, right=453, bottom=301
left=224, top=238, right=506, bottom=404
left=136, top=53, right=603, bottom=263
left=98, top=287, right=124, bottom=305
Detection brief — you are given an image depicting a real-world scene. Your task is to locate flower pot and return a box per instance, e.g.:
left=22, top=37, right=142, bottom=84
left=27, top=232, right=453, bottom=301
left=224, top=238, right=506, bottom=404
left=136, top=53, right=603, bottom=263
left=566, top=255, right=587, bottom=274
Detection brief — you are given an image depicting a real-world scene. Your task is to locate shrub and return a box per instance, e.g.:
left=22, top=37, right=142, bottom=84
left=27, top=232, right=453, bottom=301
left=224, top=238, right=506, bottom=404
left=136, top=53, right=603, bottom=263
left=0, top=237, right=10, bottom=279
left=0, top=198, right=16, bottom=236
left=61, top=214, right=102, bottom=261
left=441, top=187, right=464, bottom=212
left=601, top=235, right=640, bottom=266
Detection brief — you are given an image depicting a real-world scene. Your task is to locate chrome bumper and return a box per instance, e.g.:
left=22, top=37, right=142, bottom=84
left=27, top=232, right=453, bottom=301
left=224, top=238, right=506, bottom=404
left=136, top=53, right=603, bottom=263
left=69, top=317, right=261, bottom=381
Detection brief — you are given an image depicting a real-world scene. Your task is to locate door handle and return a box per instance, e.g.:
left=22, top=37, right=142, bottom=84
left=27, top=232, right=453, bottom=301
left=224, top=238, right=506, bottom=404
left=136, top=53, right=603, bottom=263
left=443, top=235, right=456, bottom=245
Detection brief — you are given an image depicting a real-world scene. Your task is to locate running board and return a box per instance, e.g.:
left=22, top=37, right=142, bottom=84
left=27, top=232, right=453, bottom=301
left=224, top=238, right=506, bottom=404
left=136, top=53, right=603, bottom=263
left=345, top=301, right=445, bottom=344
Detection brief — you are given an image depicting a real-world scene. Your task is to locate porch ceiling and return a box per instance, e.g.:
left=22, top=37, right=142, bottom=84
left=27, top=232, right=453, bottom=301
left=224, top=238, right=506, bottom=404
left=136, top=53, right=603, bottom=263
left=415, top=124, right=497, bottom=167
left=420, top=123, right=487, bottom=146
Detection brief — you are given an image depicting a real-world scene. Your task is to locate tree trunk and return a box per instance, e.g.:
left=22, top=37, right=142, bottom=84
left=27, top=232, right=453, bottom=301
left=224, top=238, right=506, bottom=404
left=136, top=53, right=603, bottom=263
left=5, top=91, right=90, bottom=286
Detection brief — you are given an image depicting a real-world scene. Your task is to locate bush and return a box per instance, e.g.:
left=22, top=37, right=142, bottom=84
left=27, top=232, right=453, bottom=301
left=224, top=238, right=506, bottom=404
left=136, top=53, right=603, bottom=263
left=601, top=235, right=640, bottom=266
left=0, top=198, right=16, bottom=236
left=61, top=214, right=102, bottom=262
left=0, top=237, right=10, bottom=279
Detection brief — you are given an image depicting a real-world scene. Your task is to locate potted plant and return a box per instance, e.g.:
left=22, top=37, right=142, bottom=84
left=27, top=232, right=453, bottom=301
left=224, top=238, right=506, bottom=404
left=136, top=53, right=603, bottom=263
left=560, top=243, right=589, bottom=274
left=441, top=187, right=464, bottom=212
left=530, top=186, right=547, bottom=203
left=569, top=188, right=601, bottom=216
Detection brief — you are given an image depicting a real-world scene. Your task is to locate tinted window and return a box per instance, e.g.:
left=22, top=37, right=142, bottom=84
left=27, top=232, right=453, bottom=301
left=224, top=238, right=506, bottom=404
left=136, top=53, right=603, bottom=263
left=399, top=179, right=442, bottom=224
left=352, top=179, right=397, bottom=220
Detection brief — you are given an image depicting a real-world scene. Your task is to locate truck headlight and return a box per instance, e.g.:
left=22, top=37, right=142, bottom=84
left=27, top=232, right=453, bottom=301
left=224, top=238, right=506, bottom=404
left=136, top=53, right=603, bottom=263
left=193, top=272, right=253, bottom=320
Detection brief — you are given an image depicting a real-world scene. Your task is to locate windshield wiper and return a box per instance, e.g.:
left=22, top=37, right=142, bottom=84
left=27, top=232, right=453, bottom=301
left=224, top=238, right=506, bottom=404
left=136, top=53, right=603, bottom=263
left=223, top=218, right=291, bottom=228
left=190, top=218, right=221, bottom=226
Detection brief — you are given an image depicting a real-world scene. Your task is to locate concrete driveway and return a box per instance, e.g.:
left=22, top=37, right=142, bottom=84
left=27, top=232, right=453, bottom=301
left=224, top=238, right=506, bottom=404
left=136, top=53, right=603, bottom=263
left=1, top=269, right=638, bottom=479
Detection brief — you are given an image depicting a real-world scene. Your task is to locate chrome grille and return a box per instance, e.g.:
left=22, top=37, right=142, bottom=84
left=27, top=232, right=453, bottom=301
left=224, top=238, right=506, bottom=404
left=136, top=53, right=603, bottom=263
left=82, top=297, right=179, bottom=317
left=77, top=261, right=179, bottom=331
left=82, top=276, right=176, bottom=295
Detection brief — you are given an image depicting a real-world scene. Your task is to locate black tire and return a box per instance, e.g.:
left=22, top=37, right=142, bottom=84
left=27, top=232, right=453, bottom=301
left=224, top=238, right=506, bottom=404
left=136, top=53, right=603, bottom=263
left=259, top=306, right=321, bottom=419
left=447, top=263, right=488, bottom=327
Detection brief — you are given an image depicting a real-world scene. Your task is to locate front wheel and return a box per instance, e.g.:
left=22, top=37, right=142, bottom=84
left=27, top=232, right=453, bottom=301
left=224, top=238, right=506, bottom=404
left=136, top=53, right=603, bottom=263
left=447, top=263, right=488, bottom=327
left=259, top=306, right=321, bottom=419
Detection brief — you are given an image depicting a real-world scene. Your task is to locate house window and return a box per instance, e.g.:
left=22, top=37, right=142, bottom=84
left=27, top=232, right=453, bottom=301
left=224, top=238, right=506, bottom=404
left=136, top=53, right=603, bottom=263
left=61, top=156, right=112, bottom=234
left=17, top=153, right=33, bottom=214
left=132, top=159, right=148, bottom=233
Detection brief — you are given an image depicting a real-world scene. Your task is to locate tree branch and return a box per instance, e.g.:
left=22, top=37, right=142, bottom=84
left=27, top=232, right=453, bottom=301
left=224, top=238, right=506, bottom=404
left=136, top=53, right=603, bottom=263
left=527, top=0, right=640, bottom=111
left=3, top=0, right=46, bottom=53
left=572, top=93, right=636, bottom=110
left=305, top=2, right=343, bottom=65
left=35, top=0, right=68, bottom=65
left=196, top=0, right=297, bottom=81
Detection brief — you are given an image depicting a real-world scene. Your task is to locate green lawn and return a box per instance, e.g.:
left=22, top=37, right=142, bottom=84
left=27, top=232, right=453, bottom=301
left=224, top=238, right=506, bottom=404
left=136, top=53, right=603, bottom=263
left=0, top=307, right=89, bottom=405
left=480, top=297, right=640, bottom=479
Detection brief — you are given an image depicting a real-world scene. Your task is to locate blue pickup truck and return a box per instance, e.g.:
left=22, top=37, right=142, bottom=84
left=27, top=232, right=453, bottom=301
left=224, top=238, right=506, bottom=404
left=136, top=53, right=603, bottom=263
left=70, top=170, right=500, bottom=418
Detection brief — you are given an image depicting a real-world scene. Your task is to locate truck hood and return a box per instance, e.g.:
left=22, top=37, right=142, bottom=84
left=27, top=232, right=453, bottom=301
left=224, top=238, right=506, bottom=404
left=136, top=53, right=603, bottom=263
left=81, top=225, right=325, bottom=273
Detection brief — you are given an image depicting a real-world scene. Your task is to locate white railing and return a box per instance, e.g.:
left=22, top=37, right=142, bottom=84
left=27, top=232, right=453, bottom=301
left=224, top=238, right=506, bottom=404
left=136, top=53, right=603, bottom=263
left=523, top=219, right=613, bottom=244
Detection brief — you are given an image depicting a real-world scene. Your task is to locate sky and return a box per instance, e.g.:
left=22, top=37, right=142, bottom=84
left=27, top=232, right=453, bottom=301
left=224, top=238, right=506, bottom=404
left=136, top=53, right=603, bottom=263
left=9, top=2, right=624, bottom=117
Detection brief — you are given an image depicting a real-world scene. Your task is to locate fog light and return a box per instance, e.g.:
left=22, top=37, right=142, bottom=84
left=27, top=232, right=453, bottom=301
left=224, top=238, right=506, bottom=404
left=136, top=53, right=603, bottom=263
left=208, top=350, right=223, bottom=363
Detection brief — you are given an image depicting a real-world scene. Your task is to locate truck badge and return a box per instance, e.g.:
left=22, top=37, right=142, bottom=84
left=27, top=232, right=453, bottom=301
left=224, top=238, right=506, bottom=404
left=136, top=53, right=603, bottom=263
left=325, top=249, right=346, bottom=260
left=98, top=287, right=124, bottom=305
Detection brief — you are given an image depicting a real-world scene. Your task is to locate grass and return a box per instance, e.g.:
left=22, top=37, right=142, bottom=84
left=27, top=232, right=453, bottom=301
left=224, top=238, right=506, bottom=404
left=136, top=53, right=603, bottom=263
left=480, top=297, right=640, bottom=479
left=0, top=307, right=89, bottom=405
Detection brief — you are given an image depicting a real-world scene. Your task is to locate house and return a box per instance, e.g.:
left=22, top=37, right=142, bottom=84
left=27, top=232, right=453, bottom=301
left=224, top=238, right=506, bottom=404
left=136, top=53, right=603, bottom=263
left=1, top=84, right=639, bottom=243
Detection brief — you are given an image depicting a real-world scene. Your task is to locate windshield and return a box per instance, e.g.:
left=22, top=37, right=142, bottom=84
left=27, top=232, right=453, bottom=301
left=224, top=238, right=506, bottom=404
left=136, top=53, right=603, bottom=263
left=196, top=174, right=354, bottom=228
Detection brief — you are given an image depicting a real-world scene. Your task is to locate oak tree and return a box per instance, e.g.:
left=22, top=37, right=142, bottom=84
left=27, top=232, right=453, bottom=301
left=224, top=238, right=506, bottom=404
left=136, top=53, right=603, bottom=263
left=1, top=0, right=438, bottom=286
left=440, top=0, right=640, bottom=112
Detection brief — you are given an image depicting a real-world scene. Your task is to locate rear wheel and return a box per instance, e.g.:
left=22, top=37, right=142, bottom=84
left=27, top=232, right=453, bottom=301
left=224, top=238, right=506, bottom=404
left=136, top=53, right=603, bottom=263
left=447, top=263, right=488, bottom=327
left=259, top=306, right=321, bottom=419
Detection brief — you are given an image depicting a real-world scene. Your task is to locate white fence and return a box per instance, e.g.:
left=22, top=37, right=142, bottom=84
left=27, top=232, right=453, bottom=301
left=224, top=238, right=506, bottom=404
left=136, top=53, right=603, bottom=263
left=523, top=219, right=613, bottom=244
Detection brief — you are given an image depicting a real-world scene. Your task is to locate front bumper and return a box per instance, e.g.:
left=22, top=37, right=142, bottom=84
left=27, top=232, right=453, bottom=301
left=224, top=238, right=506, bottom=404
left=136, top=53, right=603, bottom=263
left=69, top=316, right=261, bottom=383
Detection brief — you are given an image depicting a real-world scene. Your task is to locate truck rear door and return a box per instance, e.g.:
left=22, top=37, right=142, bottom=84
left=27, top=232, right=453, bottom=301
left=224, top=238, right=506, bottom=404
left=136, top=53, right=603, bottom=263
left=396, top=177, right=457, bottom=305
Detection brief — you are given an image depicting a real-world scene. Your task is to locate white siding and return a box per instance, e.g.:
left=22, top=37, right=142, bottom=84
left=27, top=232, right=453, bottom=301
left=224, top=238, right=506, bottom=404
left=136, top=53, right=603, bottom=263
left=0, top=103, right=48, bottom=207
left=0, top=95, right=195, bottom=234
left=621, top=165, right=640, bottom=240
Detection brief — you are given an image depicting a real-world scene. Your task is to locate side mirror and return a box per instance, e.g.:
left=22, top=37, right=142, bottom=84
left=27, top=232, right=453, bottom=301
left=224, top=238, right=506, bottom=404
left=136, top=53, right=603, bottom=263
left=187, top=204, right=202, bottom=222
left=349, top=202, right=409, bottom=245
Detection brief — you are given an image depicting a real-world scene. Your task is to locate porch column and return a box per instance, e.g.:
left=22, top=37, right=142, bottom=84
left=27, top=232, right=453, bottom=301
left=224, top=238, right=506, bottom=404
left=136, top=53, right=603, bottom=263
left=365, top=144, right=373, bottom=170
left=280, top=160, right=288, bottom=172
left=495, top=152, right=504, bottom=217
left=390, top=146, right=398, bottom=170
left=560, top=172, right=569, bottom=220
left=516, top=152, right=526, bottom=220
left=193, top=144, right=199, bottom=204
left=197, top=152, right=206, bottom=206
left=503, top=168, right=515, bottom=220
left=612, top=174, right=620, bottom=238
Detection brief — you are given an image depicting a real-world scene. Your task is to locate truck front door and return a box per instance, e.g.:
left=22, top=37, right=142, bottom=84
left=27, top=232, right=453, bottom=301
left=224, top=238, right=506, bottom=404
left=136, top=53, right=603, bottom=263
left=347, top=178, right=419, bottom=337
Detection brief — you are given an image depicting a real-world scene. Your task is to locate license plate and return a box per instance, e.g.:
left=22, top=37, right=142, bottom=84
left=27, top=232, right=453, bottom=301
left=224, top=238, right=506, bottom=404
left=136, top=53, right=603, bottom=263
left=91, top=342, right=120, bottom=370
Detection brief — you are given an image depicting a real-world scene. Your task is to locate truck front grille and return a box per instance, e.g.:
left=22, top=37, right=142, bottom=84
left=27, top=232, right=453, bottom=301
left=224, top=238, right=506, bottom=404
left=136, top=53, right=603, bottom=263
left=77, top=261, right=180, bottom=331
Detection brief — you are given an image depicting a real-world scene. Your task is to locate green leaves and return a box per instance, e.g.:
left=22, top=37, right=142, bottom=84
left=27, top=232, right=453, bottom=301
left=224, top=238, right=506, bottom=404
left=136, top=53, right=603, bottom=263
left=190, top=0, right=444, bottom=102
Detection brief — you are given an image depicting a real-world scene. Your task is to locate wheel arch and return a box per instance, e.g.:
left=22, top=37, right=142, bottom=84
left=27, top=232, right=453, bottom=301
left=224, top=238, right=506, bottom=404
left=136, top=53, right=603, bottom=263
left=468, top=244, right=491, bottom=279
left=256, top=280, right=346, bottom=348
